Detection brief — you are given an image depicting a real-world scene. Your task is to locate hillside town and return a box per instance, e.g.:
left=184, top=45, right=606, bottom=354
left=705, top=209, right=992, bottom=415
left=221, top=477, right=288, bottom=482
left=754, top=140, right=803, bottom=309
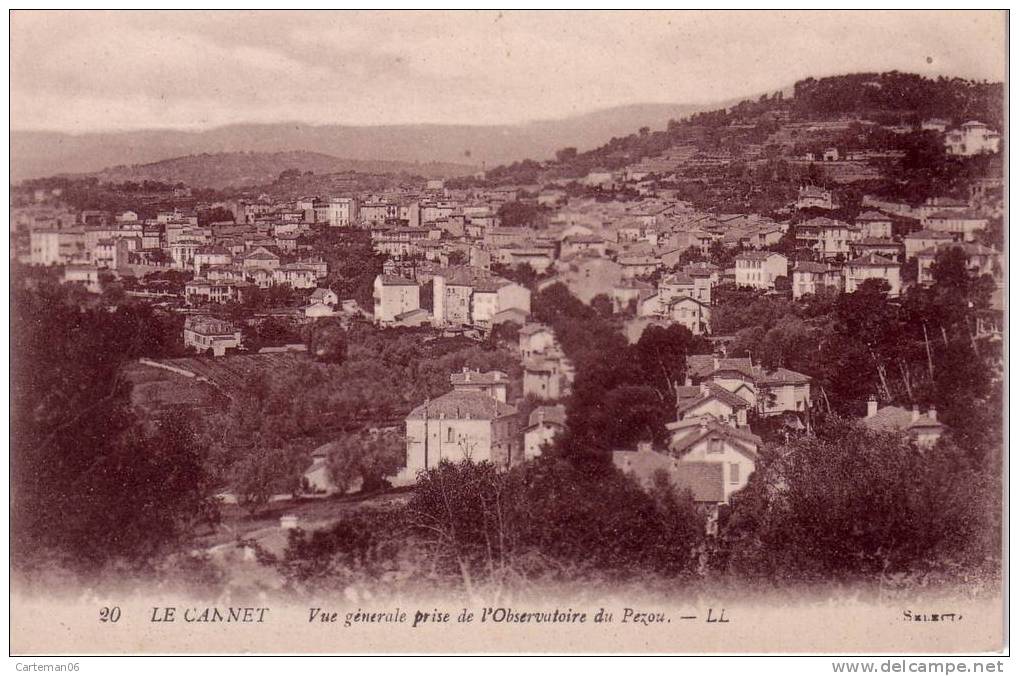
left=11, top=71, right=1005, bottom=599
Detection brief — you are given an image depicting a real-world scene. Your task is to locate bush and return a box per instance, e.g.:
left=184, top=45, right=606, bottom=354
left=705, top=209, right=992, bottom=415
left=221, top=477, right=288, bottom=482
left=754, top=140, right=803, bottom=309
left=404, top=457, right=705, bottom=591
left=713, top=417, right=998, bottom=582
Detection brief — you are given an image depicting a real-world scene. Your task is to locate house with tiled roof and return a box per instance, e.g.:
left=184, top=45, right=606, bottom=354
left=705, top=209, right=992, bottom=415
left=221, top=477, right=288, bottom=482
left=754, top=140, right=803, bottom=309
left=795, top=217, right=856, bottom=259
left=854, top=210, right=894, bottom=239
left=193, top=245, right=234, bottom=275
left=273, top=263, right=319, bottom=289
left=432, top=267, right=531, bottom=328
left=916, top=242, right=1001, bottom=286
left=675, top=382, right=751, bottom=428
left=663, top=296, right=711, bottom=335
left=924, top=210, right=988, bottom=242
left=185, top=278, right=250, bottom=305
left=518, top=322, right=557, bottom=358
left=850, top=237, right=904, bottom=262
left=792, top=260, right=843, bottom=299
left=613, top=443, right=726, bottom=504
left=617, top=255, right=661, bottom=279
left=845, top=252, right=901, bottom=296
left=241, top=246, right=281, bottom=271
left=523, top=353, right=572, bottom=401
left=665, top=417, right=761, bottom=503
left=796, top=185, right=836, bottom=210
left=310, top=288, right=339, bottom=307
left=904, top=229, right=956, bottom=259
left=944, top=120, right=1001, bottom=156
left=402, top=389, right=521, bottom=480
left=735, top=251, right=788, bottom=289
left=183, top=316, right=242, bottom=357
left=684, top=354, right=812, bottom=417
left=524, top=404, right=566, bottom=459
left=450, top=367, right=510, bottom=403
left=862, top=397, right=946, bottom=448
left=373, top=274, right=421, bottom=324
left=561, top=233, right=607, bottom=259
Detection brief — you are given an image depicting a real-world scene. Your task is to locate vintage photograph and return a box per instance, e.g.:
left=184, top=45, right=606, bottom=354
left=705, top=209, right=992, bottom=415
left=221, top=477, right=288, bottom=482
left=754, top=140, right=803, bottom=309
left=9, top=9, right=1006, bottom=656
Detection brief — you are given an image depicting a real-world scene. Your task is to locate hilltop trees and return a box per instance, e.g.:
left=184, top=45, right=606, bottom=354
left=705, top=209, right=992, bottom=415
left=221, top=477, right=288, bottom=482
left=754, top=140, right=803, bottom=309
left=792, top=72, right=1003, bottom=128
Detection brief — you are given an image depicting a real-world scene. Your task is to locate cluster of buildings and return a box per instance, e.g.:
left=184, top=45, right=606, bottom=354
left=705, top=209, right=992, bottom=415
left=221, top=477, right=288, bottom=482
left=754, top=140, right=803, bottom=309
left=13, top=105, right=1001, bottom=521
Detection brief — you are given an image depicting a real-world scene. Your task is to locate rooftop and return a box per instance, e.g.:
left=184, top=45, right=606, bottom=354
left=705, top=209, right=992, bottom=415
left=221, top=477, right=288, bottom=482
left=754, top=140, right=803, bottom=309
left=863, top=405, right=945, bottom=432
left=406, top=390, right=518, bottom=421
left=847, top=252, right=898, bottom=267
left=376, top=274, right=419, bottom=287
left=528, top=404, right=567, bottom=428
left=450, top=368, right=509, bottom=386
left=184, top=316, right=239, bottom=336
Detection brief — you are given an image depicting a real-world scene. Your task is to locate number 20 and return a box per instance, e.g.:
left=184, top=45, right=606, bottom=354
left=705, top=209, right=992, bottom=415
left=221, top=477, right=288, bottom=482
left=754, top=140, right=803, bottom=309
left=99, top=606, right=121, bottom=623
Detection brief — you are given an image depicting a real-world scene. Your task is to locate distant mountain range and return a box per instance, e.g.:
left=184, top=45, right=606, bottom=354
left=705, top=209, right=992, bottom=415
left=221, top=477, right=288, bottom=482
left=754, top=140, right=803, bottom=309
left=11, top=102, right=720, bottom=184
left=82, top=151, right=477, bottom=189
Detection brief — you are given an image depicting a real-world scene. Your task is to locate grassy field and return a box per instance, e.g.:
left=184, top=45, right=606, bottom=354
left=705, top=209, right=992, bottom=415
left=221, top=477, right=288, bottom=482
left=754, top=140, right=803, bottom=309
left=122, top=352, right=309, bottom=415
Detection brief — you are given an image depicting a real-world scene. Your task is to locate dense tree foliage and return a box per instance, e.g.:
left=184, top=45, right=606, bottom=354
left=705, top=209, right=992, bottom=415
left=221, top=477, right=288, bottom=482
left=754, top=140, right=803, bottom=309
left=714, top=418, right=999, bottom=583
left=308, top=227, right=386, bottom=310
left=279, top=457, right=704, bottom=595
left=11, top=278, right=217, bottom=572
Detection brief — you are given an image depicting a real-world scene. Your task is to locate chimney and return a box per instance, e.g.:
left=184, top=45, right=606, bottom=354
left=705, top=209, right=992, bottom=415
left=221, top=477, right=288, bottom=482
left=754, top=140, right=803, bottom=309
left=713, top=356, right=720, bottom=370
left=911, top=405, right=920, bottom=422
left=700, top=383, right=711, bottom=397
left=637, top=440, right=652, bottom=454
left=928, top=406, right=937, bottom=421
left=866, top=395, right=878, bottom=418
left=684, top=376, right=692, bottom=386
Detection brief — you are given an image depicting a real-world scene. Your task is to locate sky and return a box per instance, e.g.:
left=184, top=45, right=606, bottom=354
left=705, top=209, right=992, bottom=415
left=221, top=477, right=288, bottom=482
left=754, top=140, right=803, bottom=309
left=9, top=10, right=1007, bottom=133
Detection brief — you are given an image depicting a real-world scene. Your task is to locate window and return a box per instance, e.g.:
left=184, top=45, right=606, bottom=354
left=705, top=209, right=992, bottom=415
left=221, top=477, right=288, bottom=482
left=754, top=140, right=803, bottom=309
left=708, top=438, right=723, bottom=454
left=447, top=427, right=454, bottom=443
left=730, top=463, right=740, bottom=484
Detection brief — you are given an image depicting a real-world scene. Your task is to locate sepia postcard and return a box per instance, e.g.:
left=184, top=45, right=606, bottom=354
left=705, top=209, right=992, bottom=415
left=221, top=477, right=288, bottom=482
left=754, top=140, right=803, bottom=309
left=8, top=9, right=1007, bottom=657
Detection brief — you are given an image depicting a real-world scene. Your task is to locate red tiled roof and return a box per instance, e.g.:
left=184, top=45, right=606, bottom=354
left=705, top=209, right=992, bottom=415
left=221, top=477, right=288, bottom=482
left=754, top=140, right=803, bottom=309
left=527, top=404, right=567, bottom=428
left=848, top=252, right=898, bottom=267
left=676, top=382, right=750, bottom=414
left=793, top=261, right=835, bottom=273
left=450, top=369, right=509, bottom=386
left=612, top=450, right=725, bottom=503
left=669, top=419, right=761, bottom=458
left=406, top=390, right=518, bottom=421
left=905, top=229, right=956, bottom=240
left=855, top=210, right=892, bottom=222
left=863, top=406, right=945, bottom=432
left=377, top=274, right=418, bottom=286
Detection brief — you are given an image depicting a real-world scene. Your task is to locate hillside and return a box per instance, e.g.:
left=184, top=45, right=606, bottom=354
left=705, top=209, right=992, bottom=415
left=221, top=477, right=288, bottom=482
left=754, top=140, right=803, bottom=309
left=85, top=151, right=477, bottom=189
left=476, top=71, right=1005, bottom=185
left=11, top=102, right=718, bottom=183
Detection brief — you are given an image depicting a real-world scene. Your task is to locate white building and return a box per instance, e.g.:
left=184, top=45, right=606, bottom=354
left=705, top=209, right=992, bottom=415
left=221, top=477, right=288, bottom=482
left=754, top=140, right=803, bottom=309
left=944, top=121, right=1001, bottom=156
left=734, top=252, right=788, bottom=289
left=925, top=210, right=988, bottom=242
left=325, top=197, right=358, bottom=227
left=373, top=274, right=421, bottom=324
left=524, top=405, right=566, bottom=459
left=183, top=316, right=242, bottom=356
left=845, top=252, right=901, bottom=296
left=402, top=390, right=521, bottom=478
